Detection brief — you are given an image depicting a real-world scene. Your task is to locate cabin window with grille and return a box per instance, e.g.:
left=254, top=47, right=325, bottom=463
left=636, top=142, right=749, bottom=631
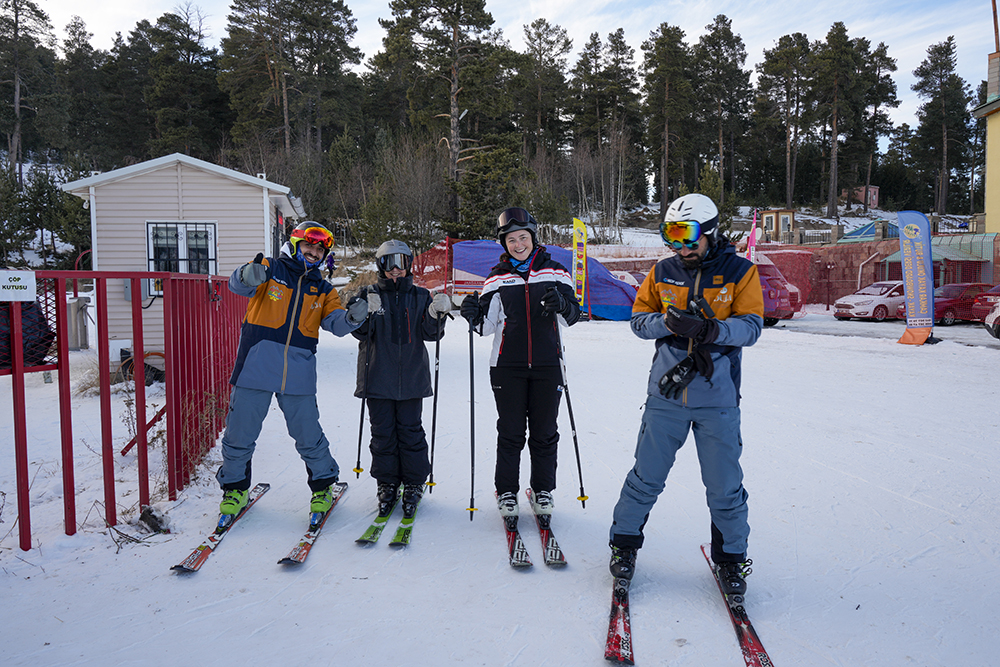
left=146, top=222, right=218, bottom=293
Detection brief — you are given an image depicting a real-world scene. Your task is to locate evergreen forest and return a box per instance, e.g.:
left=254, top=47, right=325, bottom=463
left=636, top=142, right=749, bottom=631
left=0, top=0, right=987, bottom=266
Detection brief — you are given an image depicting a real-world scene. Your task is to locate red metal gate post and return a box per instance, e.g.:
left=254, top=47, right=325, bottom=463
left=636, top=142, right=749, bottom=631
left=96, top=278, right=117, bottom=527
left=129, top=277, right=150, bottom=509
left=54, top=285, right=77, bottom=536
left=162, top=275, right=181, bottom=500
left=11, top=303, right=32, bottom=550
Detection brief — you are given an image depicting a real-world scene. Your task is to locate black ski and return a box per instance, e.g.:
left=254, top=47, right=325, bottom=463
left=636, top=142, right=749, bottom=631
left=278, top=482, right=348, bottom=565
left=171, top=483, right=270, bottom=573
left=525, top=489, right=566, bottom=566
left=701, top=544, right=773, bottom=667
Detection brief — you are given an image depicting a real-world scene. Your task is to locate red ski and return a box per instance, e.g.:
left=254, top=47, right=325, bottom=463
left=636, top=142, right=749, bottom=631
left=603, top=576, right=634, bottom=664
left=701, top=544, right=773, bottom=667
left=171, top=483, right=270, bottom=573
left=278, top=482, right=348, bottom=565
left=525, top=489, right=566, bottom=566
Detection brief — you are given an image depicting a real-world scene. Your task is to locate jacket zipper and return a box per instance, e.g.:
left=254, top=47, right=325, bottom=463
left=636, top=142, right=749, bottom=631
left=281, top=272, right=305, bottom=393
left=682, top=268, right=703, bottom=406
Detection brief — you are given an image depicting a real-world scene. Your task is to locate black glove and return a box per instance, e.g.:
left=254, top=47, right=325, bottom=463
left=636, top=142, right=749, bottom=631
left=540, top=286, right=569, bottom=316
left=665, top=305, right=719, bottom=344
left=658, top=356, right=697, bottom=400
left=460, top=294, right=483, bottom=327
left=691, top=347, right=714, bottom=381
left=240, top=253, right=268, bottom=287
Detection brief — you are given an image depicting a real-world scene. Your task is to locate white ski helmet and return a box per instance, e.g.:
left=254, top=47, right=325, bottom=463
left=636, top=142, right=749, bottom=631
left=375, top=239, right=413, bottom=275
left=662, top=194, right=720, bottom=246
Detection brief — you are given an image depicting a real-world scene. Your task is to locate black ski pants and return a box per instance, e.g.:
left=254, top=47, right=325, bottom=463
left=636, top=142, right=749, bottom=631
left=489, top=365, right=563, bottom=495
left=367, top=397, right=430, bottom=486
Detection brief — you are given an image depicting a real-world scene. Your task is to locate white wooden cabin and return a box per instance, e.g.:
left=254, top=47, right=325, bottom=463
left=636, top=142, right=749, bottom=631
left=61, top=153, right=305, bottom=365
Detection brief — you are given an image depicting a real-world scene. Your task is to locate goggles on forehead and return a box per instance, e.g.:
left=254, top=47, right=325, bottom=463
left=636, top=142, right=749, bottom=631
left=291, top=226, right=335, bottom=250
left=660, top=220, right=702, bottom=249
left=379, top=253, right=412, bottom=273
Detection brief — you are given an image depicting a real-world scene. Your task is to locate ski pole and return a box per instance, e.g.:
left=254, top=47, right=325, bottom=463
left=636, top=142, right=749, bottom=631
left=354, top=288, right=373, bottom=478
left=556, top=322, right=588, bottom=508
left=427, top=311, right=449, bottom=493
left=467, top=315, right=478, bottom=520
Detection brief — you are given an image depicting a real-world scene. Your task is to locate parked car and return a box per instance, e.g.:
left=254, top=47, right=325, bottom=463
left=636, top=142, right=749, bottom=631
left=760, top=275, right=794, bottom=326
left=755, top=256, right=801, bottom=325
left=833, top=281, right=905, bottom=321
left=895, top=283, right=993, bottom=325
left=985, top=302, right=1000, bottom=339
left=970, top=284, right=1000, bottom=321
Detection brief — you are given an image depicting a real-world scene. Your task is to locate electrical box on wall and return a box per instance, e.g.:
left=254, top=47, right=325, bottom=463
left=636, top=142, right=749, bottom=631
left=124, top=278, right=151, bottom=302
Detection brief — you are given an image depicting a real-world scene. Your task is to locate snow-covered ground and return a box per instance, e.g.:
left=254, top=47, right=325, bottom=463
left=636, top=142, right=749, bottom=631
left=2, top=311, right=998, bottom=666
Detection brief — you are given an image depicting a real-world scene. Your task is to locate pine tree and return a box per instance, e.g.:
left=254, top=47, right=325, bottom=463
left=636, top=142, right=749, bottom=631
left=641, top=23, right=692, bottom=210
left=0, top=0, right=55, bottom=182
left=378, top=0, right=494, bottom=226
left=912, top=36, right=971, bottom=214
left=811, top=22, right=866, bottom=218
left=693, top=15, right=750, bottom=207
left=757, top=32, right=811, bottom=209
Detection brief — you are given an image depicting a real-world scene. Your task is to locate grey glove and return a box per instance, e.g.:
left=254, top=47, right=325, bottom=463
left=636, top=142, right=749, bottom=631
left=240, top=253, right=268, bottom=287
left=346, top=295, right=369, bottom=325
left=428, top=293, right=451, bottom=319
left=367, top=291, right=382, bottom=314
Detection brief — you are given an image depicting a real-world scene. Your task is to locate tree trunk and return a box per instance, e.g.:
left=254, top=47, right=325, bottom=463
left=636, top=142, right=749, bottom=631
left=826, top=98, right=839, bottom=219
left=940, top=122, right=948, bottom=214
left=784, top=105, right=793, bottom=209
left=717, top=100, right=724, bottom=206
left=661, top=80, right=670, bottom=220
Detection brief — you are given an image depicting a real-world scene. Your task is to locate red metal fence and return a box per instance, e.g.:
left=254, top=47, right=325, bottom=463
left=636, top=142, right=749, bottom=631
left=3, top=271, right=245, bottom=551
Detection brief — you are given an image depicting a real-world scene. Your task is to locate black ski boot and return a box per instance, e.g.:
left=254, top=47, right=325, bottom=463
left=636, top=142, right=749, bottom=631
left=716, top=560, right=751, bottom=596
left=377, top=483, right=399, bottom=517
left=609, top=545, right=638, bottom=580
left=401, top=484, right=423, bottom=519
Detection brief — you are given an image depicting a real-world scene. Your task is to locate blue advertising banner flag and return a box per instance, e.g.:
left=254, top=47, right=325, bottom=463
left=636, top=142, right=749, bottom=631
left=897, top=211, right=934, bottom=345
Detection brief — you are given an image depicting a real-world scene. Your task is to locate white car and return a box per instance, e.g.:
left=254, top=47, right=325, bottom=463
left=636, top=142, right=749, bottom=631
left=834, top=281, right=905, bottom=322
left=985, top=302, right=1000, bottom=339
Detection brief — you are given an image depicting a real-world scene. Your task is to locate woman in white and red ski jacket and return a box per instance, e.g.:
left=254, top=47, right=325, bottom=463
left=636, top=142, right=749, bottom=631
left=461, top=207, right=580, bottom=515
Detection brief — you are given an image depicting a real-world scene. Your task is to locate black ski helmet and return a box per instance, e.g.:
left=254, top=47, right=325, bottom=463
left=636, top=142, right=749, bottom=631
left=497, top=207, right=538, bottom=249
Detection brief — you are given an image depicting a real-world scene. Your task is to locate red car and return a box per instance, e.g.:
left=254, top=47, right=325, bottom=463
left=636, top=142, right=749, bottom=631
left=971, top=284, right=1000, bottom=321
left=895, top=283, right=993, bottom=325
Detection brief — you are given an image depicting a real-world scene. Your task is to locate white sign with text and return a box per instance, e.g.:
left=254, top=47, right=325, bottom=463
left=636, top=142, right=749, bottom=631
left=0, top=271, right=38, bottom=301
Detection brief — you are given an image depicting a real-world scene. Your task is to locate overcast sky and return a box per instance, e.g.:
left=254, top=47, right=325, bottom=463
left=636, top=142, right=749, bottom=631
left=38, top=0, right=994, bottom=130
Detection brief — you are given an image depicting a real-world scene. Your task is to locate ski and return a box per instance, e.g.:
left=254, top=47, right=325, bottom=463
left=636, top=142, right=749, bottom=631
left=388, top=486, right=425, bottom=547
left=496, top=493, right=531, bottom=567
left=278, top=482, right=348, bottom=565
left=502, top=515, right=532, bottom=567
left=604, top=577, right=634, bottom=664
left=525, top=489, right=567, bottom=566
left=701, top=544, right=773, bottom=667
left=171, top=483, right=270, bottom=573
left=356, top=489, right=400, bottom=545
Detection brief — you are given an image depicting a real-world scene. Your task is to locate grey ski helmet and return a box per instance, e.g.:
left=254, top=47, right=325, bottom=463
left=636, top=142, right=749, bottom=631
left=497, top=207, right=538, bottom=248
left=375, top=239, right=413, bottom=275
